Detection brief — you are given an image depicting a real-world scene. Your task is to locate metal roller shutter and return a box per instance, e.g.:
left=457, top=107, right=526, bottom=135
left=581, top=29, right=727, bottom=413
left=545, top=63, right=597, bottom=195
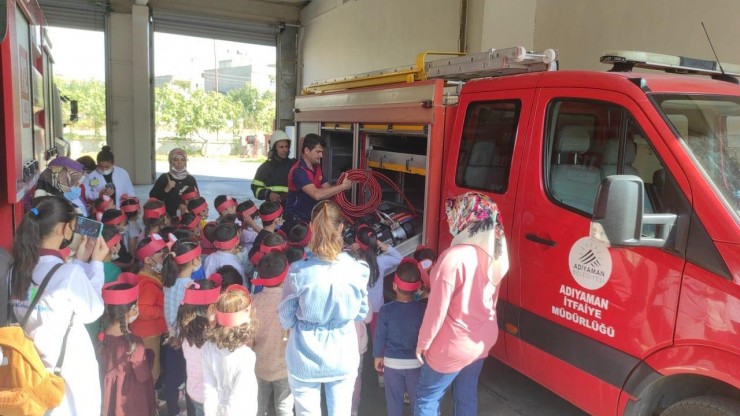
left=38, top=0, right=107, bottom=31
left=152, top=9, right=277, bottom=46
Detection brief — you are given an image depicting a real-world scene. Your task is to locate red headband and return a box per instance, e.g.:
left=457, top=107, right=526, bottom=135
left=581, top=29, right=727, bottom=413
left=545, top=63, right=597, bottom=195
left=174, top=245, right=202, bottom=265
left=106, top=233, right=122, bottom=249
left=250, top=251, right=264, bottom=266
left=102, top=272, right=140, bottom=305
left=137, top=234, right=169, bottom=261
left=215, top=285, right=252, bottom=327
left=216, top=197, right=236, bottom=214
left=144, top=204, right=166, bottom=219
left=239, top=205, right=258, bottom=217
left=355, top=225, right=372, bottom=251
left=260, top=205, right=284, bottom=222
left=251, top=262, right=290, bottom=287
left=293, top=228, right=312, bottom=247
left=103, top=212, right=127, bottom=226
left=394, top=258, right=424, bottom=291
left=190, top=200, right=208, bottom=215
left=181, top=188, right=199, bottom=201
left=214, top=235, right=239, bottom=250
left=120, top=202, right=140, bottom=213
left=182, top=274, right=222, bottom=305
left=260, top=242, right=287, bottom=255
left=183, top=214, right=201, bottom=230
left=95, top=195, right=114, bottom=212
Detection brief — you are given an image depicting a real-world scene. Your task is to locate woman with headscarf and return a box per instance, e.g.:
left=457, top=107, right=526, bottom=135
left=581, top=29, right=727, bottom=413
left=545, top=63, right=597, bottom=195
left=149, top=148, right=199, bottom=217
left=414, top=192, right=510, bottom=416
left=35, top=156, right=88, bottom=216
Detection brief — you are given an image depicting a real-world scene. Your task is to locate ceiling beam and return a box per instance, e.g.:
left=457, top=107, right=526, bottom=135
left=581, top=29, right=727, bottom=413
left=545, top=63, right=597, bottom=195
left=109, top=0, right=302, bottom=24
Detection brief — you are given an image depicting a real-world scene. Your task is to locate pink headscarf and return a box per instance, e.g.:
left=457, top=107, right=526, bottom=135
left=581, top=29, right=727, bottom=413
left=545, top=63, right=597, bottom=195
left=168, top=148, right=190, bottom=180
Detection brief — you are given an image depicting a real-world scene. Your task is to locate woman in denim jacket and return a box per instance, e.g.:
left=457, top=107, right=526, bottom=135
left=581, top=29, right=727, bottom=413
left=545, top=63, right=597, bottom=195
left=278, top=200, right=369, bottom=416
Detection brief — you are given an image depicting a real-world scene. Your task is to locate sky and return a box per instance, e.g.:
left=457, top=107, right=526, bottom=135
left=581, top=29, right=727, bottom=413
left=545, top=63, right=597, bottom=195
left=48, top=27, right=276, bottom=89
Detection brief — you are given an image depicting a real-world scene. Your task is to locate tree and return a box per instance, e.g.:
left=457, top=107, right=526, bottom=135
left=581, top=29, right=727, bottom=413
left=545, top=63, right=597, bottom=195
left=56, top=78, right=106, bottom=138
left=228, top=85, right=275, bottom=132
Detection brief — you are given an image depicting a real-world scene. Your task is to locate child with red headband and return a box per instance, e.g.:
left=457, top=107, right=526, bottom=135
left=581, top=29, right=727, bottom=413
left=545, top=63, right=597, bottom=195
left=161, top=239, right=202, bottom=416
left=236, top=200, right=262, bottom=253
left=101, top=208, right=135, bottom=271
left=188, top=197, right=210, bottom=225
left=247, top=201, right=283, bottom=262
left=120, top=194, right=143, bottom=254
left=132, top=234, right=171, bottom=383
left=85, top=225, right=126, bottom=342
left=252, top=252, right=294, bottom=416
left=203, top=223, right=246, bottom=284
left=175, top=275, right=222, bottom=416
left=373, top=259, right=427, bottom=416
left=141, top=199, right=170, bottom=244
left=413, top=245, right=437, bottom=302
left=214, top=195, right=237, bottom=219
left=202, top=285, right=258, bottom=416
left=97, top=273, right=157, bottom=416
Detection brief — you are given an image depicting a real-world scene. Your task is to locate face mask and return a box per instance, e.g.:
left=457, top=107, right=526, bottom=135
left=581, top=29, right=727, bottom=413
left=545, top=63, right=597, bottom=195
left=63, top=186, right=81, bottom=202
left=152, top=262, right=163, bottom=274
left=120, top=225, right=130, bottom=234
left=173, top=167, right=186, bottom=173
left=98, top=168, right=113, bottom=176
left=59, top=223, right=73, bottom=250
left=128, top=309, right=139, bottom=323
left=111, top=252, right=120, bottom=261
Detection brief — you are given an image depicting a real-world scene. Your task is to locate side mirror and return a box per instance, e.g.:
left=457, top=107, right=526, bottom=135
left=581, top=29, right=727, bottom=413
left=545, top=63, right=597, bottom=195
left=590, top=175, right=676, bottom=248
left=70, top=100, right=78, bottom=122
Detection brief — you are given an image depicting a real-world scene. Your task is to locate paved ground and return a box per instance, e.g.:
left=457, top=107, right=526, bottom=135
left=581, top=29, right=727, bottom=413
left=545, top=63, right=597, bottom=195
left=136, top=157, right=586, bottom=416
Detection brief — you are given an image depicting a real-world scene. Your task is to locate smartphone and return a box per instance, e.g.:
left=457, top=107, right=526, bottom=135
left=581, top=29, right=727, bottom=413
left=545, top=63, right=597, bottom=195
left=74, top=216, right=103, bottom=239
left=104, top=183, right=115, bottom=191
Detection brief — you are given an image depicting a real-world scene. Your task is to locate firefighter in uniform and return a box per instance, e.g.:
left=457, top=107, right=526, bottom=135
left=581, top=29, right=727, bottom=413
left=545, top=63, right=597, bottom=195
left=282, top=133, right=354, bottom=234
left=251, top=130, right=295, bottom=203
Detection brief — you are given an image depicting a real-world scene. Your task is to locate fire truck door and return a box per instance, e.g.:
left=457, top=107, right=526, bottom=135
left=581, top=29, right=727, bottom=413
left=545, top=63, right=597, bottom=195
left=515, top=88, right=686, bottom=415
left=440, top=88, right=535, bottom=368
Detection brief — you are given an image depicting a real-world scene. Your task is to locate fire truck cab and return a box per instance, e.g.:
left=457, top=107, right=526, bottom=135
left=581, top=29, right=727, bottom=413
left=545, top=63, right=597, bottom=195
left=295, top=48, right=740, bottom=415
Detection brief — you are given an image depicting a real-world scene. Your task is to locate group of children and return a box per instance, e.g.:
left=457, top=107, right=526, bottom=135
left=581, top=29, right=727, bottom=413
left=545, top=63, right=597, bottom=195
left=86, top=188, right=439, bottom=416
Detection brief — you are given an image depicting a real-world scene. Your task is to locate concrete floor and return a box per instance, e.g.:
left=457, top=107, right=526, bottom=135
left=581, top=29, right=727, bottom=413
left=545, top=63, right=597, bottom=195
left=135, top=157, right=587, bottom=416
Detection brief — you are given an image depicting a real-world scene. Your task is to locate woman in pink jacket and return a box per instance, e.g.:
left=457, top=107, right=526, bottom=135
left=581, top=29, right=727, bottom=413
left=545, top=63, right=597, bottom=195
left=414, top=192, right=509, bottom=416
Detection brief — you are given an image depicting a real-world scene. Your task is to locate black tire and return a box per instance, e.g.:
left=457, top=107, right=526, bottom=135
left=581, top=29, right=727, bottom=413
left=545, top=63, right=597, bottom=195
left=661, top=396, right=740, bottom=416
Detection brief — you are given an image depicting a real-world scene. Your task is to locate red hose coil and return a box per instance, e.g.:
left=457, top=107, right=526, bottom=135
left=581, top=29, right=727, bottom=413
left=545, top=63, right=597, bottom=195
left=333, top=169, right=417, bottom=220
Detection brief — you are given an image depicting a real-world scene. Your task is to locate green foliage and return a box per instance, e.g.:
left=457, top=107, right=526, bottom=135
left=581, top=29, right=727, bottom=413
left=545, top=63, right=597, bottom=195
left=56, top=78, right=106, bottom=138
left=55, top=77, right=276, bottom=143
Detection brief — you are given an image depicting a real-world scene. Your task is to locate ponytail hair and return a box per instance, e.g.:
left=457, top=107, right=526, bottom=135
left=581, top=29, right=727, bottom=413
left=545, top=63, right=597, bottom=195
left=97, top=145, right=115, bottom=164
left=162, top=240, right=200, bottom=287
left=11, top=196, right=76, bottom=299
left=356, top=227, right=380, bottom=288
left=308, top=200, right=344, bottom=261
left=175, top=279, right=216, bottom=348
left=99, top=283, right=136, bottom=355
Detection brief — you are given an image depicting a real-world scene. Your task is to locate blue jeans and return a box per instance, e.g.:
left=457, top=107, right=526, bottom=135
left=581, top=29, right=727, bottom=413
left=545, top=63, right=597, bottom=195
left=288, top=373, right=356, bottom=416
left=384, top=366, right=421, bottom=416
left=414, top=358, right=485, bottom=416
left=163, top=344, right=187, bottom=416
left=192, top=400, right=204, bottom=416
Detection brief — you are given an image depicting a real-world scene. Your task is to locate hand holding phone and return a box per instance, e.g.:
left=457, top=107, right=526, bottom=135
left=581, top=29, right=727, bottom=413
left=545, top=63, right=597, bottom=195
left=74, top=216, right=104, bottom=239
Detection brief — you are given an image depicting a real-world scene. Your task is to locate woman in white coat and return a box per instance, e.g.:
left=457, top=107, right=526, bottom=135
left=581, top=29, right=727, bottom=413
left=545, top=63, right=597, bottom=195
left=84, top=145, right=135, bottom=208
left=9, top=195, right=109, bottom=416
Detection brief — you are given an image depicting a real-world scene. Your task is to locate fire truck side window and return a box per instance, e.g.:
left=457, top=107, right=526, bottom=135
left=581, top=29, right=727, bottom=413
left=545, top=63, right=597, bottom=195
left=545, top=99, right=670, bottom=233
left=455, top=100, right=521, bottom=193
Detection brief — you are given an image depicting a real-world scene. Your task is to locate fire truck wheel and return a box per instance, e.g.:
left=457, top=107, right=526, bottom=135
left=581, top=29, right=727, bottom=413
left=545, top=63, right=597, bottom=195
left=661, top=396, right=740, bottom=416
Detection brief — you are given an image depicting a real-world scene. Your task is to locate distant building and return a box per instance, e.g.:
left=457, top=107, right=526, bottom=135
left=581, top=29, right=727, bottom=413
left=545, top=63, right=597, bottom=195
left=203, top=60, right=252, bottom=94
left=154, top=75, right=174, bottom=88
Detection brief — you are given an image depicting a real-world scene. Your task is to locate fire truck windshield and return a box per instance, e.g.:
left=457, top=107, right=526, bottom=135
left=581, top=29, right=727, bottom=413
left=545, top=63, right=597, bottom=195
left=653, top=94, right=740, bottom=219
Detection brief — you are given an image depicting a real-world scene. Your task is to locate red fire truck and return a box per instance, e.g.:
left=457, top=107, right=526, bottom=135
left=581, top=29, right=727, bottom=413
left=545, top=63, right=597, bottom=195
left=0, top=0, right=66, bottom=251
left=295, top=47, right=739, bottom=415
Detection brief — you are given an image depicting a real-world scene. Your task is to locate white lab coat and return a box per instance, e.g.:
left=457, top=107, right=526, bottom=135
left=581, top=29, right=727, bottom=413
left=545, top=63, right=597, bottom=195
left=84, top=166, right=135, bottom=208
left=201, top=341, right=258, bottom=416
left=11, top=255, right=105, bottom=416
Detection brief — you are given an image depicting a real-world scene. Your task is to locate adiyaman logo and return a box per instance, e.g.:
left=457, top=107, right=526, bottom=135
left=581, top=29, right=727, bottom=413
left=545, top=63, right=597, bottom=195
left=568, top=237, right=612, bottom=290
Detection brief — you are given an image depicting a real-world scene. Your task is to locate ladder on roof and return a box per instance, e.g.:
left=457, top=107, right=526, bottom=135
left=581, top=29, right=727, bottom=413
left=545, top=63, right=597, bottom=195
left=302, top=46, right=559, bottom=94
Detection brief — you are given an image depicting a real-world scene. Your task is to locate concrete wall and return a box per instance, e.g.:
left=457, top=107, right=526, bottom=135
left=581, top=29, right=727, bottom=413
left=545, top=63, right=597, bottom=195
left=300, top=0, right=462, bottom=86
left=300, top=0, right=740, bottom=86
left=534, top=0, right=740, bottom=71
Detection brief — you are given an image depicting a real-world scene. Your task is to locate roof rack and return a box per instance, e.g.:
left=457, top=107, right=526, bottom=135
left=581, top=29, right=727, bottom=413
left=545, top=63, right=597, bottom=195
left=302, top=46, right=558, bottom=94
left=601, top=50, right=740, bottom=79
